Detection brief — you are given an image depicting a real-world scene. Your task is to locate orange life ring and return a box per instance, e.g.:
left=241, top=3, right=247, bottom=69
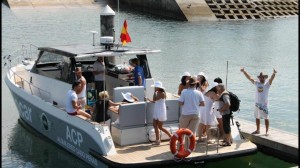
left=170, top=128, right=196, bottom=158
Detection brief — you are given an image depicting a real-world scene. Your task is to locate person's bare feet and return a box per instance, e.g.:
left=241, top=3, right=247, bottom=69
left=197, top=139, right=205, bottom=143
left=153, top=140, right=160, bottom=146
left=251, top=130, right=260, bottom=134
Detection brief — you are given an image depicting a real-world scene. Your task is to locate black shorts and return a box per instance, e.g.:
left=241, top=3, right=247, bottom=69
left=222, top=113, right=231, bottom=134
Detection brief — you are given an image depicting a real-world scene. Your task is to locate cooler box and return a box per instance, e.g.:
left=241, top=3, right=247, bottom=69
left=169, top=124, right=179, bottom=134
left=147, top=126, right=171, bottom=142
left=147, top=124, right=179, bottom=142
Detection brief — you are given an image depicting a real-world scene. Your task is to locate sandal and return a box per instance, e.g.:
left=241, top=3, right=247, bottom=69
left=220, top=141, right=231, bottom=147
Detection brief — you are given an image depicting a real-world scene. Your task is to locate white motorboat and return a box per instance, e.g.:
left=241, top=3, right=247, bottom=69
left=4, top=5, right=257, bottom=168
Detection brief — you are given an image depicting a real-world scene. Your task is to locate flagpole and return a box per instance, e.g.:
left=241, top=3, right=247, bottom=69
left=226, top=60, right=228, bottom=90
left=118, top=0, right=120, bottom=44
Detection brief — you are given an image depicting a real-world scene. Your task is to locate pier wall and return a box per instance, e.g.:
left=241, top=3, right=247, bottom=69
left=3, top=0, right=298, bottom=20
left=116, top=0, right=298, bottom=21
left=118, top=0, right=187, bottom=21
left=3, top=0, right=96, bottom=8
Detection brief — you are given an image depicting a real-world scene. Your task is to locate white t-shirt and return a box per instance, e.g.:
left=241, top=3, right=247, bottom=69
left=178, top=88, right=205, bottom=115
left=66, top=90, right=77, bottom=113
left=254, top=81, right=270, bottom=105
left=93, top=61, right=105, bottom=81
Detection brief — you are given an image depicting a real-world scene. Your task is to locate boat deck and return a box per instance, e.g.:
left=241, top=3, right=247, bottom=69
left=101, top=139, right=257, bottom=167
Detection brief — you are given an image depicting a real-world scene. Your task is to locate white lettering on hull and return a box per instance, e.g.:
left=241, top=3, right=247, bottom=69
left=66, top=126, right=83, bottom=147
left=57, top=136, right=98, bottom=166
left=16, top=99, right=32, bottom=123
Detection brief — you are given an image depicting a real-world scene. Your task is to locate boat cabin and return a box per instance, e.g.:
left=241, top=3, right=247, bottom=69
left=29, top=44, right=162, bottom=101
left=28, top=44, right=179, bottom=146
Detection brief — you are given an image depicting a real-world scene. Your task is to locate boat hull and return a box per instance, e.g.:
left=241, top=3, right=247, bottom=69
left=5, top=67, right=257, bottom=168
left=5, top=74, right=114, bottom=168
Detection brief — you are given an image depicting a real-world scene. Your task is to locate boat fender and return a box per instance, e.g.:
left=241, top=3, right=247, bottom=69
left=170, top=128, right=196, bottom=159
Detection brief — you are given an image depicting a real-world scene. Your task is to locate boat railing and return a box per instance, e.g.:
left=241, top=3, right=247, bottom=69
left=3, top=44, right=37, bottom=69
left=9, top=68, right=52, bottom=103
left=30, top=44, right=39, bottom=58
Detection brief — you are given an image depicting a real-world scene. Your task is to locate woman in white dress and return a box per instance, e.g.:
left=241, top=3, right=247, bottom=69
left=147, top=81, right=172, bottom=145
left=197, top=82, right=220, bottom=143
left=196, top=72, right=209, bottom=137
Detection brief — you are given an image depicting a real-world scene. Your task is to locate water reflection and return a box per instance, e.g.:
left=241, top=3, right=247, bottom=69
left=7, top=122, right=92, bottom=168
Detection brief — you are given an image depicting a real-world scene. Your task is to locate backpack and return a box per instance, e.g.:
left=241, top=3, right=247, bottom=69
left=220, top=91, right=240, bottom=112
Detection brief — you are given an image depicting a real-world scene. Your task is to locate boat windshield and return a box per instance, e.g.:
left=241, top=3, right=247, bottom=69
left=31, top=51, right=72, bottom=83
left=38, top=51, right=65, bottom=64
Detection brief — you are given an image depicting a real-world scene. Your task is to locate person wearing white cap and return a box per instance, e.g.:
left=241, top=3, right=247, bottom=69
left=178, top=71, right=191, bottom=96
left=196, top=72, right=209, bottom=137
left=197, top=82, right=220, bottom=143
left=196, top=72, right=209, bottom=93
left=178, top=77, right=205, bottom=135
left=147, top=81, right=172, bottom=145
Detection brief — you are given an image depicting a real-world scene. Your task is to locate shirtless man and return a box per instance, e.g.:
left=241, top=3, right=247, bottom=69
left=75, top=67, right=87, bottom=111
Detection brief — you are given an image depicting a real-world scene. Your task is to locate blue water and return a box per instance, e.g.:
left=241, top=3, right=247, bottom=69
left=2, top=2, right=298, bottom=168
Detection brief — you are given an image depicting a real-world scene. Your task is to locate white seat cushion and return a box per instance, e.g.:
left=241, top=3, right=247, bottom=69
left=116, top=102, right=146, bottom=129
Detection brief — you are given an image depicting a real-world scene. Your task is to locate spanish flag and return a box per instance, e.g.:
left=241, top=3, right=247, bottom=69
left=120, top=20, right=131, bottom=46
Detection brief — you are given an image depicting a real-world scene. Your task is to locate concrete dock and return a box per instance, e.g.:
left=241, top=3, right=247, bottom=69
left=236, top=117, right=298, bottom=164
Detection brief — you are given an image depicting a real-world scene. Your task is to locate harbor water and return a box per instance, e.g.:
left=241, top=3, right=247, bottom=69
left=1, top=2, right=298, bottom=168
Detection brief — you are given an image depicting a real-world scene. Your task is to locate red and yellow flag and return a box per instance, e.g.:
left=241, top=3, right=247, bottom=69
left=120, top=20, right=131, bottom=46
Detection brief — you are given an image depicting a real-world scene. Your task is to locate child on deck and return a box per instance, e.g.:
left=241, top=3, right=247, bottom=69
left=147, top=81, right=172, bottom=145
